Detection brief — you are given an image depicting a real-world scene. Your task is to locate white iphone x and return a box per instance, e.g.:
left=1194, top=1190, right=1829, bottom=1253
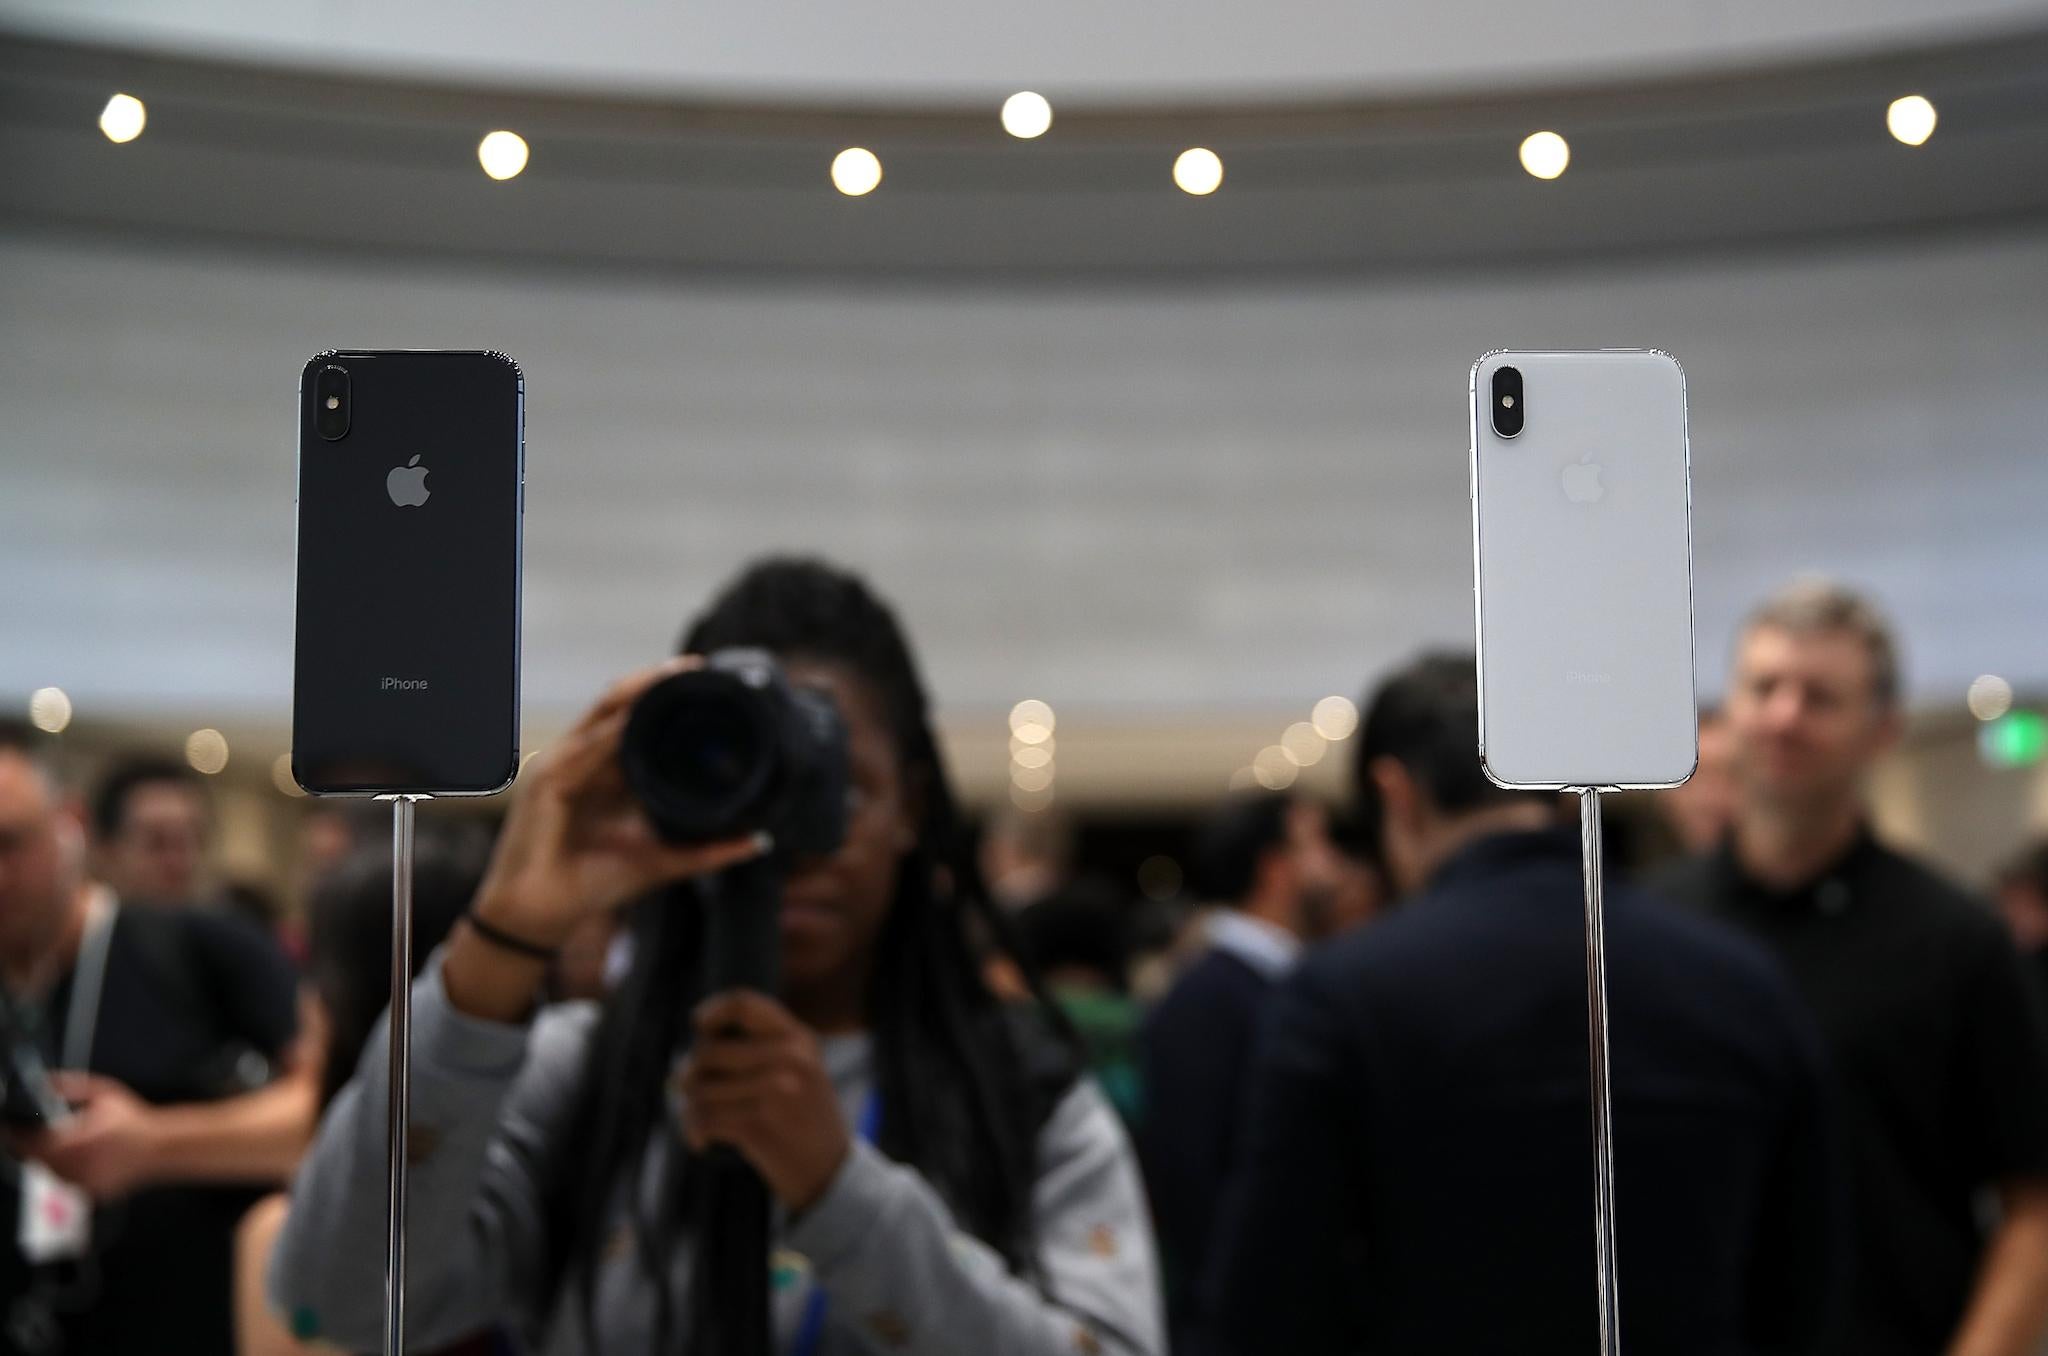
left=1470, top=349, right=1697, bottom=790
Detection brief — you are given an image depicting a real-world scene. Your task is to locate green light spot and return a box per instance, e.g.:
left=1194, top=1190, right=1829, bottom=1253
left=1979, top=711, right=2046, bottom=768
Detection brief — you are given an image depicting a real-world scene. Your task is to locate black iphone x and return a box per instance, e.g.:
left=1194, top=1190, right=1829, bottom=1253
left=292, top=349, right=523, bottom=795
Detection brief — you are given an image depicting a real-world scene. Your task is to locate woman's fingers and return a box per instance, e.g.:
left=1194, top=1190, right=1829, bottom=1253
left=544, top=710, right=633, bottom=796
left=681, top=1072, right=804, bottom=1108
left=693, top=989, right=800, bottom=1039
left=645, top=832, right=771, bottom=878
left=681, top=1099, right=771, bottom=1152
left=680, top=1033, right=805, bottom=1080
left=536, top=657, right=699, bottom=796
left=573, top=655, right=700, bottom=736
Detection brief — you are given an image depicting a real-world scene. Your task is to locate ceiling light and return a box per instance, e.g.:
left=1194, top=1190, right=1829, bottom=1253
left=1887, top=95, right=1937, bottom=147
left=28, top=688, right=73, bottom=734
left=1174, top=148, right=1223, bottom=196
left=1519, top=131, right=1570, bottom=180
left=1002, top=92, right=1053, bottom=140
left=1281, top=721, right=1326, bottom=767
left=832, top=147, right=883, bottom=196
left=1311, top=695, right=1359, bottom=741
left=1252, top=745, right=1297, bottom=790
left=1011, top=765, right=1055, bottom=794
left=99, top=93, right=145, bottom=144
left=185, top=728, right=230, bottom=775
left=478, top=130, right=529, bottom=180
left=1967, top=675, right=2014, bottom=722
left=1010, top=699, right=1056, bottom=745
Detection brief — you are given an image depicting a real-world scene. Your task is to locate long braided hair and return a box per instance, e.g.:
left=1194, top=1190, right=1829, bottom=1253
left=545, top=557, right=1080, bottom=1350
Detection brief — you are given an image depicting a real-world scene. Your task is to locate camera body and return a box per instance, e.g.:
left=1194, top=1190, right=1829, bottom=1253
left=620, top=649, right=850, bottom=858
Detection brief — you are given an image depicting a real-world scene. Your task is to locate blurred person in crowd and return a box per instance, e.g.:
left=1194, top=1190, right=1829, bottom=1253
left=1138, top=791, right=1357, bottom=1349
left=280, top=802, right=396, bottom=965
left=1321, top=810, right=1385, bottom=937
left=1997, top=840, right=2048, bottom=997
left=271, top=559, right=1162, bottom=1355
left=90, top=756, right=212, bottom=911
left=1123, top=885, right=1194, bottom=1006
left=1206, top=654, right=1845, bottom=1355
left=1656, top=706, right=1738, bottom=856
left=294, top=803, right=385, bottom=889
left=1658, top=582, right=2048, bottom=1356
left=980, top=807, right=1074, bottom=913
left=235, top=829, right=488, bottom=1356
left=1011, top=881, right=1144, bottom=1125
left=222, top=879, right=286, bottom=939
left=0, top=724, right=313, bottom=1356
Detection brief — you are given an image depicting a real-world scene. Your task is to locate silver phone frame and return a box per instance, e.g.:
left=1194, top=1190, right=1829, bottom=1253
left=1467, top=347, right=1700, bottom=793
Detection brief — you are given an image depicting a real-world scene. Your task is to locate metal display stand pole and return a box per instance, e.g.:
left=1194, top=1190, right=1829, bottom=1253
left=693, top=856, right=784, bottom=1356
left=1577, top=787, right=1620, bottom=1356
left=377, top=794, right=425, bottom=1356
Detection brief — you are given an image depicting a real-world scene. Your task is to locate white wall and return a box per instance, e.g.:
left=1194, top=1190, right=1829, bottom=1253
left=3, top=227, right=2046, bottom=742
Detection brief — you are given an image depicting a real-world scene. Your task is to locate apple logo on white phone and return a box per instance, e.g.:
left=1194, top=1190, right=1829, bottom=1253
left=1562, top=455, right=1605, bottom=504
left=386, top=455, right=431, bottom=507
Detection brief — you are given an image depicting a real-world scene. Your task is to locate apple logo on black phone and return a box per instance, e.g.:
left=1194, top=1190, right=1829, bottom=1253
left=387, top=455, right=431, bottom=508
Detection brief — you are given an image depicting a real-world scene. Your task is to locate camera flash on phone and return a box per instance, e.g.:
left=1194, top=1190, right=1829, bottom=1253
left=326, top=396, right=340, bottom=409
left=1502, top=396, right=1515, bottom=408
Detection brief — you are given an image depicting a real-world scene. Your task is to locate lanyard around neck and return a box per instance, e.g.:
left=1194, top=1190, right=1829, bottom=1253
left=788, top=1090, right=881, bottom=1356
left=61, top=889, right=118, bottom=1072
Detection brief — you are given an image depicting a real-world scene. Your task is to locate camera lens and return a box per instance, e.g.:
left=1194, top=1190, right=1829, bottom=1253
left=1490, top=366, right=1524, bottom=438
left=618, top=651, right=850, bottom=856
left=646, top=696, right=770, bottom=812
left=314, top=365, right=351, bottom=441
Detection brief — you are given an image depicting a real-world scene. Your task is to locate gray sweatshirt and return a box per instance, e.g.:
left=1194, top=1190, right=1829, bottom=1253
left=270, top=953, right=1165, bottom=1356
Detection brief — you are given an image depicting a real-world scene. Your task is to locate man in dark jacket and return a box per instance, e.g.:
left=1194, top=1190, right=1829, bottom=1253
left=1139, top=791, right=1358, bottom=1347
left=1205, top=653, right=1847, bottom=1355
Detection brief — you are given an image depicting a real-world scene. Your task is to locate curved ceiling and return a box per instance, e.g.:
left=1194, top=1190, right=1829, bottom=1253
left=4, top=29, right=2048, bottom=280
left=2, top=0, right=2046, bottom=104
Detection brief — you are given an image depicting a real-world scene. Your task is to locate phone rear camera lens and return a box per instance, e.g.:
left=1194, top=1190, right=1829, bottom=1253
left=1491, top=366, right=1524, bottom=438
left=314, top=365, right=351, bottom=441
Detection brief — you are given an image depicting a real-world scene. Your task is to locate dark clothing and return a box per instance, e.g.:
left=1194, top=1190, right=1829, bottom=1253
left=1207, top=829, right=1845, bottom=1356
left=1137, top=947, right=1275, bottom=1346
left=1658, top=832, right=2048, bottom=1356
left=2, top=903, right=300, bottom=1356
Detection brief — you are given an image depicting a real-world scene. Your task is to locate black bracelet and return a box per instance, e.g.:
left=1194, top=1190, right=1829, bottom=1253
left=464, top=911, right=560, bottom=961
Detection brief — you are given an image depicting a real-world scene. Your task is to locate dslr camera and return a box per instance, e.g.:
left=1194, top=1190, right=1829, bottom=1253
left=620, top=649, right=849, bottom=859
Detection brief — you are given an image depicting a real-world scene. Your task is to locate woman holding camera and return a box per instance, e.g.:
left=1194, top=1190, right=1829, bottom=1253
left=269, top=558, right=1163, bottom=1356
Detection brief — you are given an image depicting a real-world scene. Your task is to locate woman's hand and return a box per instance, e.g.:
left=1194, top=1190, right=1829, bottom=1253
left=677, top=991, right=853, bottom=1214
left=446, top=658, right=767, bottom=1022
left=473, top=657, right=766, bottom=945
